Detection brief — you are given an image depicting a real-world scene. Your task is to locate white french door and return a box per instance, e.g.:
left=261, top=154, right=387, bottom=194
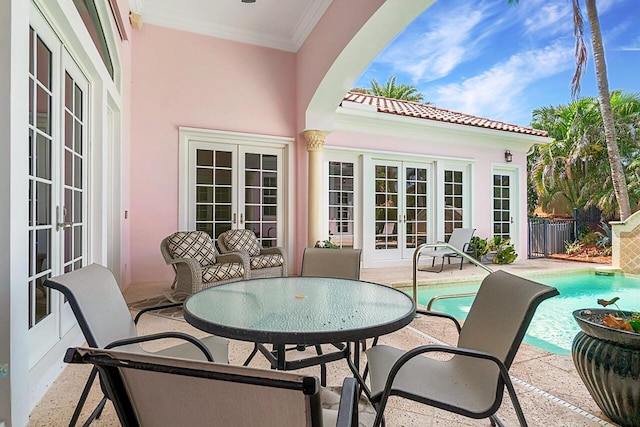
left=371, top=160, right=432, bottom=260
left=492, top=168, right=518, bottom=248
left=186, top=141, right=284, bottom=247
left=27, top=16, right=89, bottom=366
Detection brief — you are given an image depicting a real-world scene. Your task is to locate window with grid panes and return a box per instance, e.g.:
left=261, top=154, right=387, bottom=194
left=444, top=170, right=464, bottom=241
left=328, top=161, right=354, bottom=248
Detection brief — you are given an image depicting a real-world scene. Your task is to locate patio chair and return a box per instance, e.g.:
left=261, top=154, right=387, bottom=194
left=161, top=230, right=250, bottom=294
left=218, top=229, right=287, bottom=278
left=43, top=263, right=229, bottom=427
left=302, top=247, right=362, bottom=384
left=365, top=270, right=559, bottom=427
left=300, top=247, right=362, bottom=279
left=64, top=347, right=360, bottom=427
left=417, top=227, right=475, bottom=272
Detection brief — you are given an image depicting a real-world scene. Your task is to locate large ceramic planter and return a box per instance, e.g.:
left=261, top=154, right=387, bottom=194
left=572, top=309, right=640, bottom=427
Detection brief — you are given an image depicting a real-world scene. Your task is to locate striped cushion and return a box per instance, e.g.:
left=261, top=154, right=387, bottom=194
left=250, top=254, right=284, bottom=269
left=222, top=229, right=261, bottom=257
left=167, top=231, right=216, bottom=266
left=202, top=263, right=245, bottom=283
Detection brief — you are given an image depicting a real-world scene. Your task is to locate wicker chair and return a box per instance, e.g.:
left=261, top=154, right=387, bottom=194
left=161, top=231, right=250, bottom=295
left=217, top=229, right=287, bottom=279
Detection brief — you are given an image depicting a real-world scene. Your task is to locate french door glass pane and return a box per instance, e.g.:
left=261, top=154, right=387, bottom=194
left=375, top=165, right=398, bottom=249
left=405, top=166, right=428, bottom=248
left=62, top=71, right=86, bottom=274
left=493, top=174, right=511, bottom=239
left=328, top=161, right=354, bottom=248
left=244, top=154, right=278, bottom=248
left=195, top=148, right=233, bottom=238
left=444, top=169, right=464, bottom=240
left=28, top=28, right=53, bottom=327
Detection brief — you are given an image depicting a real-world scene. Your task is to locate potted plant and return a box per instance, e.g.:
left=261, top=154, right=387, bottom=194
left=488, top=236, right=518, bottom=264
left=572, top=298, right=640, bottom=427
left=468, top=236, right=490, bottom=262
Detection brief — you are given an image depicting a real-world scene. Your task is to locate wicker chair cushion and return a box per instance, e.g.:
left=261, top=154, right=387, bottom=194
left=221, top=229, right=261, bottom=257
left=167, top=231, right=216, bottom=267
left=202, top=263, right=245, bottom=283
left=250, top=254, right=284, bottom=270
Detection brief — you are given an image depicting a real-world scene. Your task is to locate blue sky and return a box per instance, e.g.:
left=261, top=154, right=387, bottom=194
left=354, top=0, right=640, bottom=127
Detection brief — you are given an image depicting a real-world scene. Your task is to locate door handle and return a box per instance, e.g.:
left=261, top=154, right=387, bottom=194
left=56, top=206, right=74, bottom=231
left=240, top=213, right=244, bottom=224
left=511, top=216, right=514, bottom=224
left=233, top=213, right=237, bottom=224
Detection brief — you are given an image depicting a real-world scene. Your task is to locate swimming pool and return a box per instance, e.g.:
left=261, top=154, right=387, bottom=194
left=411, top=271, right=640, bottom=354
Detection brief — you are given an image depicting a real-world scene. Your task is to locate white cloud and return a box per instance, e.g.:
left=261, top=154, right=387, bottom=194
left=430, top=42, right=574, bottom=124
left=376, top=2, right=496, bottom=83
left=522, top=1, right=573, bottom=37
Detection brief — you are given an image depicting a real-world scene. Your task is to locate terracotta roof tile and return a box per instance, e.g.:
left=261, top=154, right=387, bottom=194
left=342, top=92, right=548, bottom=137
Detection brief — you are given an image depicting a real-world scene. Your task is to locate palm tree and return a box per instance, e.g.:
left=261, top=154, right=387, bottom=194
left=366, top=76, right=428, bottom=103
left=510, top=0, right=632, bottom=220
left=529, top=91, right=640, bottom=216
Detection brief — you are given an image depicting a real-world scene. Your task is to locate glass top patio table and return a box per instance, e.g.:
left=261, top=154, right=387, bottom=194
left=183, top=276, right=416, bottom=346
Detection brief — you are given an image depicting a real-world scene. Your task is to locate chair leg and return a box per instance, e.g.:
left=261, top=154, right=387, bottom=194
left=69, top=366, right=99, bottom=426
left=490, top=414, right=505, bottom=426
left=81, top=396, right=107, bottom=427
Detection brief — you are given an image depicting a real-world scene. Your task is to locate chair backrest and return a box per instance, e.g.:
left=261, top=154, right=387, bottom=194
left=301, top=248, right=362, bottom=280
left=65, top=347, right=324, bottom=427
left=458, top=270, right=559, bottom=368
left=164, top=231, right=217, bottom=267
left=43, top=264, right=138, bottom=348
left=447, top=228, right=475, bottom=252
left=218, top=229, right=262, bottom=256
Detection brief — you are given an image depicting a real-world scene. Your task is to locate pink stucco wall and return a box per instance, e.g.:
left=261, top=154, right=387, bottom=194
left=130, top=25, right=296, bottom=283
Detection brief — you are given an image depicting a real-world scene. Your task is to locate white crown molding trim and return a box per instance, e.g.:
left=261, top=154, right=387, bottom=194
left=333, top=107, right=552, bottom=150
left=129, top=0, right=145, bottom=14
left=143, top=11, right=298, bottom=52
left=291, top=0, right=332, bottom=51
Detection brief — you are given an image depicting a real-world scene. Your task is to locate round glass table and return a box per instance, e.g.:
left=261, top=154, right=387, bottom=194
left=183, top=276, right=416, bottom=378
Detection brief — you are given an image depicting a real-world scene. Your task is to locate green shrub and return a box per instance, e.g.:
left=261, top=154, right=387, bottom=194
left=493, top=245, right=518, bottom=264
left=579, top=232, right=598, bottom=245
left=565, top=240, right=584, bottom=255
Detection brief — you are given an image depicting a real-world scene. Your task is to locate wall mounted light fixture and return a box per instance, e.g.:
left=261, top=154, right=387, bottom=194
left=504, top=150, right=513, bottom=163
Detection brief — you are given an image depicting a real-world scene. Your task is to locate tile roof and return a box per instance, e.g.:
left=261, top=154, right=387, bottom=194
left=342, top=92, right=548, bottom=137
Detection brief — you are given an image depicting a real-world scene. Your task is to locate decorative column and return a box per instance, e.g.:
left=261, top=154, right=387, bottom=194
left=304, top=130, right=328, bottom=248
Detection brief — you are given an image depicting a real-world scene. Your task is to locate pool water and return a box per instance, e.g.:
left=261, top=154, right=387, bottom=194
left=413, top=272, right=640, bottom=355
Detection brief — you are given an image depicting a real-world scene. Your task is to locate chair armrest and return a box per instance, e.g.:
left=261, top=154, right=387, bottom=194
left=166, top=256, right=201, bottom=272
left=216, top=251, right=250, bottom=265
left=260, top=246, right=286, bottom=257
left=416, top=309, right=462, bottom=333
left=336, top=377, right=359, bottom=427
left=133, top=302, right=183, bottom=324
left=105, top=332, right=214, bottom=361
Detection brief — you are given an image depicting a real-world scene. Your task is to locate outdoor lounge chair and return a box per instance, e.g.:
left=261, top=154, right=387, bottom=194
left=43, top=264, right=229, bottom=426
left=218, top=229, right=288, bottom=278
left=364, top=270, right=559, bottom=427
left=161, top=230, right=250, bottom=294
left=65, top=347, right=360, bottom=427
left=417, top=227, right=475, bottom=272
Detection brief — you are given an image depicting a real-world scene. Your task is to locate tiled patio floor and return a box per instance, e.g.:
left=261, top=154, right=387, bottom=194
left=28, top=258, right=619, bottom=426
